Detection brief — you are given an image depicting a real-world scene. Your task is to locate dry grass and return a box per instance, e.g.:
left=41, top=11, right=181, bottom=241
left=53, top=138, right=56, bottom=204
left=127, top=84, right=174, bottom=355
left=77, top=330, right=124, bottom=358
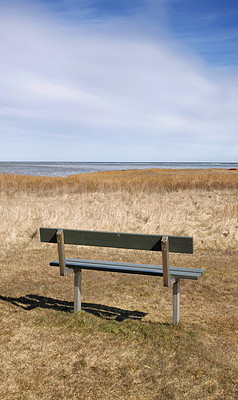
left=0, top=169, right=238, bottom=399
left=0, top=169, right=237, bottom=254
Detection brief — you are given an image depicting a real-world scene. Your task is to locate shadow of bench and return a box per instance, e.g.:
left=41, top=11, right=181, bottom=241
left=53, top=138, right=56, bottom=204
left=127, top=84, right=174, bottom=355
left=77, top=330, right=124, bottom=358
left=0, top=294, right=147, bottom=321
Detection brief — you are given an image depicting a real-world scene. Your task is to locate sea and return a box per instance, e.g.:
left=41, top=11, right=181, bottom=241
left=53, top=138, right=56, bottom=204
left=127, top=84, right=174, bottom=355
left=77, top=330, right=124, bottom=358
left=0, top=162, right=237, bottom=177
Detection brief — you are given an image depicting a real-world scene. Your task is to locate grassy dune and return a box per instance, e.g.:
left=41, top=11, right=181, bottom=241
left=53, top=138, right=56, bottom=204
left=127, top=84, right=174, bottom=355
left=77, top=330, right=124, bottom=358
left=0, top=169, right=238, bottom=399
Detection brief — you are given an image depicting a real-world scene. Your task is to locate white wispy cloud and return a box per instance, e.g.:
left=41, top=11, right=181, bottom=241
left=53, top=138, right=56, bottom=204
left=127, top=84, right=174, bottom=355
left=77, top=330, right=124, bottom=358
left=0, top=1, right=237, bottom=161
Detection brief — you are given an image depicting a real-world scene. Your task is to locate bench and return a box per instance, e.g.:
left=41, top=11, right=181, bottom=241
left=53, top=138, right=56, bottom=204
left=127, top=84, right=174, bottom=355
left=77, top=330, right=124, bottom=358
left=40, top=228, right=205, bottom=325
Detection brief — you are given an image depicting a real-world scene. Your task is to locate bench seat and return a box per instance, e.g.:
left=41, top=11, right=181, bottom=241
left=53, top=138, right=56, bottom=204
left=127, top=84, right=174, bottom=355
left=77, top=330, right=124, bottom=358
left=50, top=258, right=205, bottom=280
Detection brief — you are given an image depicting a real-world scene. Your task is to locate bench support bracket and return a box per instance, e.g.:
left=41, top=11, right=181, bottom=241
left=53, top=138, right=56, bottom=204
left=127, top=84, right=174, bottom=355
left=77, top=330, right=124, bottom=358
left=173, top=279, right=180, bottom=325
left=74, top=270, right=82, bottom=312
left=162, top=235, right=175, bottom=287
left=56, top=229, right=73, bottom=277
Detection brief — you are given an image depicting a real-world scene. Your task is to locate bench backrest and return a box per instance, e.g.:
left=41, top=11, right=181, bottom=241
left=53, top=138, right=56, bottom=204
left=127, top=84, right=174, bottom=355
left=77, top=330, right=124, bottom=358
left=40, top=228, right=193, bottom=254
left=40, top=227, right=193, bottom=287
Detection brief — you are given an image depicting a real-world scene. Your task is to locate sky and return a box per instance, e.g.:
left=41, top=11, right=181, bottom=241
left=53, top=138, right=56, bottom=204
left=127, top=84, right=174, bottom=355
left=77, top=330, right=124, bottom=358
left=0, top=0, right=238, bottom=162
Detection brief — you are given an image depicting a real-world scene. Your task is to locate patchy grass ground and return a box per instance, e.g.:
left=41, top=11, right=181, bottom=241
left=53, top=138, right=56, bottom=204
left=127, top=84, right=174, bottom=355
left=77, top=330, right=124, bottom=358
left=0, top=169, right=237, bottom=399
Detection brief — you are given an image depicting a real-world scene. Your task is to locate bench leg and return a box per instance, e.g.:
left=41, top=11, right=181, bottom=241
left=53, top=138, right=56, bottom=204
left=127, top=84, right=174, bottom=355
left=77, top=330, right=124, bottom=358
left=173, top=279, right=180, bottom=325
left=74, top=270, right=82, bottom=312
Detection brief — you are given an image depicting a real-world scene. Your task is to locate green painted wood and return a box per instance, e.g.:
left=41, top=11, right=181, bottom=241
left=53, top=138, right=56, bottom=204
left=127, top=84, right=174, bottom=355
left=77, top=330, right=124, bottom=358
left=50, top=258, right=205, bottom=280
left=40, top=228, right=193, bottom=254
left=63, top=258, right=205, bottom=275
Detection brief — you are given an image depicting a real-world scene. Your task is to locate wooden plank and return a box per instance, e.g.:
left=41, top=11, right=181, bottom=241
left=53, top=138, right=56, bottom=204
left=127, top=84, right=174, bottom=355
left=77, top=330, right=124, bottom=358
left=162, top=236, right=171, bottom=287
left=50, top=259, right=205, bottom=279
left=56, top=229, right=66, bottom=276
left=40, top=228, right=194, bottom=254
left=61, top=258, right=205, bottom=275
left=173, top=279, right=180, bottom=325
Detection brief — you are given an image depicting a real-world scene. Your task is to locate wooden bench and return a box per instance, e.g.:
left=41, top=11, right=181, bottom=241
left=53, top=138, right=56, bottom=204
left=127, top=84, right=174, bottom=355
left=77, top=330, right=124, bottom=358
left=40, top=228, right=205, bottom=325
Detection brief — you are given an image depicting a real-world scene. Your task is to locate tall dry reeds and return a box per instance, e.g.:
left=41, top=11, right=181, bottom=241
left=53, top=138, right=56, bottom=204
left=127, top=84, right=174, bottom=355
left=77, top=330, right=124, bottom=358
left=0, top=169, right=237, bottom=255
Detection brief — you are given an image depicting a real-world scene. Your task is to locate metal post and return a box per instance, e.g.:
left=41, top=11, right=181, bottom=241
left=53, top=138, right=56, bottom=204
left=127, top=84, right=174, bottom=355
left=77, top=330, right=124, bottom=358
left=173, top=279, right=180, bottom=325
left=74, top=270, right=82, bottom=312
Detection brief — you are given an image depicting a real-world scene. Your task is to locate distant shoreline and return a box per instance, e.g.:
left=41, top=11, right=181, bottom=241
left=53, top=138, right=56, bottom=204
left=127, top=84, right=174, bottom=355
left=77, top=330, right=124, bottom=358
left=0, top=161, right=237, bottom=177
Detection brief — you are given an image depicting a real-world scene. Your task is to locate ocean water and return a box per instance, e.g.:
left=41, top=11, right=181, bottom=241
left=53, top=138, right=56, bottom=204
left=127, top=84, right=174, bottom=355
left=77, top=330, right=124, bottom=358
left=0, top=161, right=237, bottom=177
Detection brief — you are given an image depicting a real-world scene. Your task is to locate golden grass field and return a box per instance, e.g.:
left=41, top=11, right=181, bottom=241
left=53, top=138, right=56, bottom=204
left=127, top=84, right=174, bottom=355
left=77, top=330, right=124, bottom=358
left=0, top=169, right=238, bottom=399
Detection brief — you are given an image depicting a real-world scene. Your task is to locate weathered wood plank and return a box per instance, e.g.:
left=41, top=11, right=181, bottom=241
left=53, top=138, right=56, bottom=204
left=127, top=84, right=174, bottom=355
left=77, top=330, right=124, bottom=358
left=162, top=235, right=171, bottom=287
left=56, top=229, right=66, bottom=276
left=50, top=259, right=205, bottom=280
left=61, top=258, right=205, bottom=274
left=40, top=228, right=194, bottom=254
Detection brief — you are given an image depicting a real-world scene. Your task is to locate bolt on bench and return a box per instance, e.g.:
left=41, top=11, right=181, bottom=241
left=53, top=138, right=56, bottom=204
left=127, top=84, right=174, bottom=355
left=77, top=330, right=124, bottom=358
left=40, top=228, right=205, bottom=325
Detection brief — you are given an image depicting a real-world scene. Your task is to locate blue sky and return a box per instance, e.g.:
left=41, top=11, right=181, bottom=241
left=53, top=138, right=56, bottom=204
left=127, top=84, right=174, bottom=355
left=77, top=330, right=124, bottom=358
left=0, top=0, right=237, bottom=161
